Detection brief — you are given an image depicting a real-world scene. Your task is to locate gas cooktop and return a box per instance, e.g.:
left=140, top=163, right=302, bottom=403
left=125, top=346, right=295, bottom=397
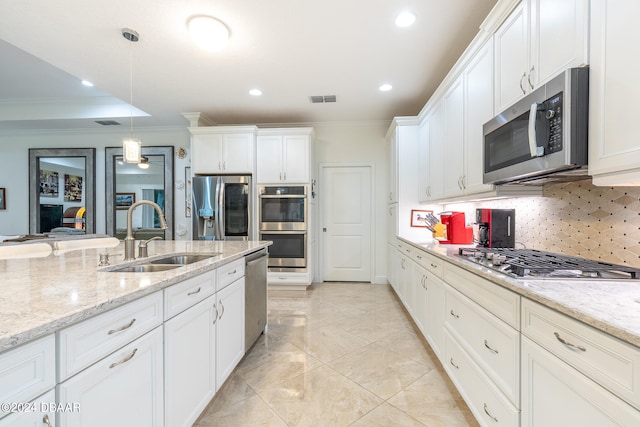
left=457, top=248, right=640, bottom=280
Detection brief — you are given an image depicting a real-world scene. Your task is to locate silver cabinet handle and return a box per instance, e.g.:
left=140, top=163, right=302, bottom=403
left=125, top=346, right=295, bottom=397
left=223, top=161, right=226, bottom=170
left=284, top=172, right=287, bottom=181
left=450, top=358, right=459, bottom=369
left=484, top=340, right=499, bottom=354
left=228, top=269, right=237, bottom=275
left=554, top=332, right=586, bottom=352
left=430, top=263, right=438, bottom=269
left=43, top=415, right=53, bottom=427
left=218, top=161, right=222, bottom=171
left=109, top=348, right=138, bottom=369
left=519, top=72, right=527, bottom=94
left=450, top=310, right=459, bottom=319
left=212, top=303, right=219, bottom=325
left=528, top=65, right=535, bottom=89
left=484, top=403, right=498, bottom=423
left=187, top=287, right=202, bottom=296
left=219, top=300, right=225, bottom=319
left=107, top=318, right=136, bottom=335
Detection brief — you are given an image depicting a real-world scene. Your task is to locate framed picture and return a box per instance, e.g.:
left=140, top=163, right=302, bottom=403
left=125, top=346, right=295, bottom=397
left=0, top=188, right=5, bottom=210
left=39, top=169, right=59, bottom=198
left=410, top=209, right=433, bottom=227
left=115, top=192, right=136, bottom=210
left=64, top=174, right=83, bottom=202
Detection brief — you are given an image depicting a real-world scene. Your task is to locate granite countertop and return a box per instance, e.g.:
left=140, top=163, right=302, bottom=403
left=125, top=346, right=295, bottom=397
left=0, top=240, right=271, bottom=353
left=398, top=237, right=640, bottom=349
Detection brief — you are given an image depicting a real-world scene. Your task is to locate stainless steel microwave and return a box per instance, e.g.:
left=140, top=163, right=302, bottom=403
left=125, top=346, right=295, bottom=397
left=483, top=67, right=589, bottom=185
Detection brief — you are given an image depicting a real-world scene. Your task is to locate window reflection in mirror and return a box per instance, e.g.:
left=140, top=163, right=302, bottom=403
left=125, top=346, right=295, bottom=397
left=29, top=148, right=96, bottom=235
left=105, top=146, right=174, bottom=240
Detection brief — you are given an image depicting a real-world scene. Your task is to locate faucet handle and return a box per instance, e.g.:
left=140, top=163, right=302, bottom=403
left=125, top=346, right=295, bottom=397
left=138, top=236, right=162, bottom=258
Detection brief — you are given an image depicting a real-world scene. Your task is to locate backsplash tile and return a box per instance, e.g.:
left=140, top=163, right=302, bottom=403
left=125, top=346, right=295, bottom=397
left=444, top=179, right=640, bottom=267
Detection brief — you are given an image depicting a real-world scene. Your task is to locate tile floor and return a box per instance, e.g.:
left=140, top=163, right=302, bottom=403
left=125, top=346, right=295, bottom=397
left=194, top=282, right=479, bottom=427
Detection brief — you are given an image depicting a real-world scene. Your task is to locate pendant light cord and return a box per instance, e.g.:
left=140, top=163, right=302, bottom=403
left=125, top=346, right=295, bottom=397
left=129, top=37, right=134, bottom=138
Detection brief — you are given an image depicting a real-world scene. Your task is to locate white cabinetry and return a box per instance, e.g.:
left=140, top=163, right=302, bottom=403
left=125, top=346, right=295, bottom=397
left=0, top=389, right=56, bottom=427
left=190, top=126, right=257, bottom=174
left=257, top=128, right=314, bottom=184
left=442, top=76, right=465, bottom=198
left=215, top=277, right=245, bottom=388
left=426, top=102, right=445, bottom=201
left=388, top=127, right=398, bottom=203
left=588, top=0, right=640, bottom=185
left=58, top=327, right=164, bottom=427
left=494, top=0, right=589, bottom=113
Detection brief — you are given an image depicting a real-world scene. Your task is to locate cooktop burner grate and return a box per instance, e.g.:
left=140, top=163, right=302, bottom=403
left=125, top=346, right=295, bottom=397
left=458, top=248, right=640, bottom=279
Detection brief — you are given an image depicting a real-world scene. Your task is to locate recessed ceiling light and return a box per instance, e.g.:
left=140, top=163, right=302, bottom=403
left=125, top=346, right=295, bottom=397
left=379, top=83, right=393, bottom=92
left=187, top=15, right=230, bottom=52
left=395, top=11, right=416, bottom=28
left=249, top=88, right=262, bottom=96
left=81, top=80, right=94, bottom=87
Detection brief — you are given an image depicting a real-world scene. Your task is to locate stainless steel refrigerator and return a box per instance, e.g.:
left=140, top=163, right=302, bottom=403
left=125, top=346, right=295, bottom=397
left=192, top=175, right=252, bottom=240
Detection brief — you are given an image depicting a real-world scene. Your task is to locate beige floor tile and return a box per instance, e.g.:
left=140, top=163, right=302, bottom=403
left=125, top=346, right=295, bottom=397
left=194, top=394, right=287, bottom=427
left=328, top=342, right=431, bottom=400
left=388, top=370, right=480, bottom=427
left=195, top=373, right=256, bottom=417
left=349, top=402, right=426, bottom=427
left=258, top=365, right=383, bottom=427
left=375, top=326, right=438, bottom=367
left=283, top=323, right=371, bottom=363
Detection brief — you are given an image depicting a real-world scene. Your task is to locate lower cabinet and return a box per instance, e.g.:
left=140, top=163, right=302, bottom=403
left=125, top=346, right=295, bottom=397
left=424, top=273, right=446, bottom=359
left=165, top=295, right=217, bottom=427
left=215, top=277, right=245, bottom=390
left=0, top=389, right=55, bottom=427
left=521, top=336, right=640, bottom=426
left=58, top=327, right=164, bottom=427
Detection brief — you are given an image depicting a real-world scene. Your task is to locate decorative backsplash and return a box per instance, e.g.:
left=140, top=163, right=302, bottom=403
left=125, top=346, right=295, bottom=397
left=444, top=179, right=640, bottom=267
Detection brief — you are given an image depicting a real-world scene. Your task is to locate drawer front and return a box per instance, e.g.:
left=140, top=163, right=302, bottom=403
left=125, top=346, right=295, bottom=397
left=444, top=262, right=520, bottom=329
left=0, top=335, right=55, bottom=419
left=58, top=291, right=163, bottom=381
left=522, top=298, right=640, bottom=410
left=217, top=259, right=245, bottom=291
left=164, top=271, right=215, bottom=319
left=445, top=287, right=520, bottom=405
left=412, top=249, right=444, bottom=279
left=0, top=389, right=56, bottom=426
left=444, top=330, right=520, bottom=427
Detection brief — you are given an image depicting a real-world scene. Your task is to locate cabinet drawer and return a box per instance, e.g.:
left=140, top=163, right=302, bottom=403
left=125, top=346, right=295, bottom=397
left=444, top=330, right=520, bottom=427
left=444, top=262, right=520, bottom=329
left=58, top=291, right=163, bottom=381
left=164, top=271, right=215, bottom=319
left=445, top=286, right=520, bottom=405
left=412, top=249, right=444, bottom=279
left=217, top=259, right=244, bottom=291
left=522, top=298, right=640, bottom=410
left=0, top=389, right=56, bottom=426
left=0, top=335, right=55, bottom=419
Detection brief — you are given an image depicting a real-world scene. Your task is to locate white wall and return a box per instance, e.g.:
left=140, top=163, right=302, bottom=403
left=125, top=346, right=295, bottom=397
left=313, top=121, right=390, bottom=284
left=0, top=127, right=191, bottom=236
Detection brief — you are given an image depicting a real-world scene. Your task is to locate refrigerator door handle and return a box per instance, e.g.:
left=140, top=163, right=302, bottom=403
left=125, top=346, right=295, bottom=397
left=218, top=177, right=226, bottom=240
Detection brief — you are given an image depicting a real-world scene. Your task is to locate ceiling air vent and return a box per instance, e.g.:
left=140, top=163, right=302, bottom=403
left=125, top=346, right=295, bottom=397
left=310, top=95, right=337, bottom=103
left=94, top=120, right=121, bottom=126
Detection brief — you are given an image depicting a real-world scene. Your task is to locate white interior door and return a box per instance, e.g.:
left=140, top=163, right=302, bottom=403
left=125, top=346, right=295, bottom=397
left=321, top=165, right=372, bottom=282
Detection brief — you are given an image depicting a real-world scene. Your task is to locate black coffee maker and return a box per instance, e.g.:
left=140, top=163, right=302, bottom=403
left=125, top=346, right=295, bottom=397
left=476, top=209, right=515, bottom=248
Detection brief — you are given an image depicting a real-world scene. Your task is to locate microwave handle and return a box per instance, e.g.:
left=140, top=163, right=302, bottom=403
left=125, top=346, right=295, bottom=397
left=528, top=103, right=545, bottom=158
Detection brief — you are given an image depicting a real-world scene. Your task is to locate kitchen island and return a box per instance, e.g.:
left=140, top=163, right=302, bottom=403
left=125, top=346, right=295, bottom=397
left=0, top=239, right=270, bottom=426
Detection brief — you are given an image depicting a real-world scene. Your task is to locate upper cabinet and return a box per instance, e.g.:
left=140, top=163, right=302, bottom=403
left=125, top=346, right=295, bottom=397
left=190, top=126, right=258, bottom=174
left=494, top=0, right=589, bottom=113
left=589, top=0, right=640, bottom=185
left=257, top=128, right=314, bottom=184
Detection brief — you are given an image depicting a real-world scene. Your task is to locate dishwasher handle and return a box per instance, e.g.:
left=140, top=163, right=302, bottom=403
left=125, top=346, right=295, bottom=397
left=245, top=248, right=268, bottom=265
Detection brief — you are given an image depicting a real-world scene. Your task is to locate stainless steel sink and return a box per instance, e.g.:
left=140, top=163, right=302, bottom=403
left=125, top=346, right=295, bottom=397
left=111, top=264, right=181, bottom=273
left=149, top=253, right=219, bottom=265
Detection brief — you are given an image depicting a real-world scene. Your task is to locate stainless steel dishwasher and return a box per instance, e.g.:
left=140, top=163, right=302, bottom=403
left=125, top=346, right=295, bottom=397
left=245, top=248, right=268, bottom=351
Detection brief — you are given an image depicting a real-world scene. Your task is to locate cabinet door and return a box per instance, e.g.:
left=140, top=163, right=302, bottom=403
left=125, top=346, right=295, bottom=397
left=589, top=0, right=640, bottom=185
left=494, top=1, right=529, bottom=113
left=58, top=327, right=164, bottom=427
left=216, top=278, right=245, bottom=390
left=443, top=76, right=465, bottom=198
left=282, top=135, right=309, bottom=183
left=417, top=119, right=430, bottom=203
left=387, top=203, right=398, bottom=244
left=192, top=134, right=223, bottom=174
left=521, top=336, right=640, bottom=426
left=223, top=133, right=254, bottom=173
left=412, top=264, right=428, bottom=336
left=529, top=0, right=588, bottom=88
left=427, top=101, right=445, bottom=200
left=463, top=40, right=495, bottom=196
left=388, top=128, right=398, bottom=203
left=425, top=274, right=446, bottom=360
left=256, top=136, right=283, bottom=183
left=165, top=295, right=216, bottom=427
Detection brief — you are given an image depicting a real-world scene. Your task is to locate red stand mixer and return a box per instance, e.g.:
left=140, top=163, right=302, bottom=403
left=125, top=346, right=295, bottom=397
left=439, top=211, right=473, bottom=244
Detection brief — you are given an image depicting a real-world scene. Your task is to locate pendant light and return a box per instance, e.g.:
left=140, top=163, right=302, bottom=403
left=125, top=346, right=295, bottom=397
left=122, top=28, right=142, bottom=163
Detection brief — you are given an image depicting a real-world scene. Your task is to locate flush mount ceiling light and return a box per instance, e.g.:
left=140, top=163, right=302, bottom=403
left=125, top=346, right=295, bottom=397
left=122, top=28, right=142, bottom=164
left=187, top=15, right=230, bottom=52
left=137, top=156, right=150, bottom=169
left=249, top=88, right=262, bottom=96
left=81, top=80, right=94, bottom=87
left=395, top=11, right=416, bottom=28
left=379, top=83, right=393, bottom=92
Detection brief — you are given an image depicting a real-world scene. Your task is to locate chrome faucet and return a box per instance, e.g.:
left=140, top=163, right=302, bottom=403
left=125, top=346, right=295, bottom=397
left=124, top=200, right=168, bottom=261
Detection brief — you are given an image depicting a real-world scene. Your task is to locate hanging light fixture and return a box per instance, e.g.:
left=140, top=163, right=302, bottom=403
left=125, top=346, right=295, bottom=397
left=122, top=28, right=142, bottom=163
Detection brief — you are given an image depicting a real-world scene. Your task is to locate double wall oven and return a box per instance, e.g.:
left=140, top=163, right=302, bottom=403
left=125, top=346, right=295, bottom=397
left=258, top=185, right=307, bottom=271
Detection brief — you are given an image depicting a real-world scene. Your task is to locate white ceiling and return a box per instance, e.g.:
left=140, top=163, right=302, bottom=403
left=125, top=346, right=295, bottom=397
left=0, top=0, right=497, bottom=131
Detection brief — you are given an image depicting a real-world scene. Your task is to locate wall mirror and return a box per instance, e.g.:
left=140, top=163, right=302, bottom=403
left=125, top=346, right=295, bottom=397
left=29, top=148, right=96, bottom=234
left=105, top=146, right=174, bottom=240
